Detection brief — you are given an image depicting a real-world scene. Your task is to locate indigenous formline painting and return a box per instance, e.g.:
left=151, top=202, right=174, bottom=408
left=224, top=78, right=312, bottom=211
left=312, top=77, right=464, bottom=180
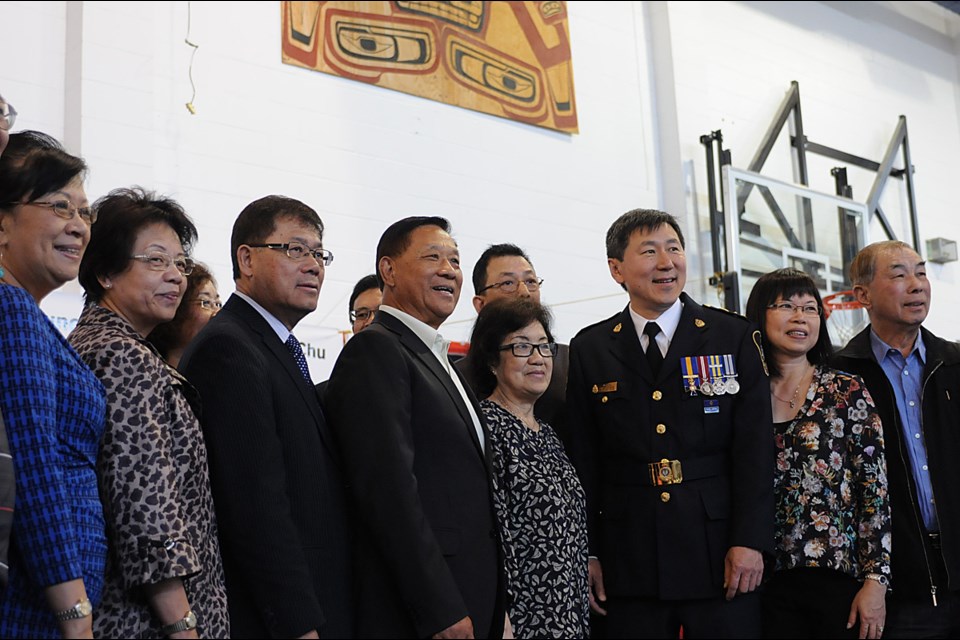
left=281, top=1, right=578, bottom=133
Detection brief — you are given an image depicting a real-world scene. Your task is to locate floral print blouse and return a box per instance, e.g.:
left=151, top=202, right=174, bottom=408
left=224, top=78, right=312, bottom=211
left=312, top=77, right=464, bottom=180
left=773, top=366, right=892, bottom=583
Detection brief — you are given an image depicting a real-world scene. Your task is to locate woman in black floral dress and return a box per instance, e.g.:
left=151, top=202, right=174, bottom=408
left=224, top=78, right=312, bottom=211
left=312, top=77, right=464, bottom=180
left=746, top=269, right=890, bottom=640
left=468, top=298, right=590, bottom=639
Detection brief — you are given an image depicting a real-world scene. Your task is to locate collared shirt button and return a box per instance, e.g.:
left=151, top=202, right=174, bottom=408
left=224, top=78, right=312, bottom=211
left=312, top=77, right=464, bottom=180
left=656, top=423, right=666, bottom=434
left=660, top=492, right=671, bottom=503
left=909, top=401, right=916, bottom=407
left=903, top=370, right=909, bottom=376
left=652, top=390, right=663, bottom=401
left=922, top=465, right=929, bottom=471
left=915, top=433, right=921, bottom=439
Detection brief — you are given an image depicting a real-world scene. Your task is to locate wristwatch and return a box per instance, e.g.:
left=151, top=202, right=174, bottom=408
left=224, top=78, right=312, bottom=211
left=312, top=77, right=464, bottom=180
left=864, top=573, right=890, bottom=587
left=160, top=610, right=197, bottom=636
left=54, top=598, right=93, bottom=621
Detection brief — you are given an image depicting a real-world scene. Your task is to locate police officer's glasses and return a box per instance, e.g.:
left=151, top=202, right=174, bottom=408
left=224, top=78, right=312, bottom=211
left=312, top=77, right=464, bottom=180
left=498, top=342, right=558, bottom=358
left=248, top=242, right=333, bottom=266
left=478, top=278, right=544, bottom=294
left=768, top=301, right=820, bottom=317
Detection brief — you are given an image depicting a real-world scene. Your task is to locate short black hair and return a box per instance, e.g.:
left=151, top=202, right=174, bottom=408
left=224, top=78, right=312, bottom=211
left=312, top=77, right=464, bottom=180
left=375, top=216, right=450, bottom=289
left=79, top=187, right=198, bottom=304
left=744, top=268, right=833, bottom=379
left=0, top=131, right=87, bottom=209
left=230, top=195, right=324, bottom=280
left=472, top=243, right=534, bottom=295
left=349, top=274, right=380, bottom=317
left=467, top=298, right=555, bottom=399
left=147, top=262, right=216, bottom=360
left=606, top=208, right=685, bottom=260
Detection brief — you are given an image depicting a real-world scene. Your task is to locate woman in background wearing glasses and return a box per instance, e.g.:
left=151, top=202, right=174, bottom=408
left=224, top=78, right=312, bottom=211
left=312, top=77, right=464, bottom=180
left=467, top=298, right=590, bottom=638
left=149, top=261, right=221, bottom=369
left=745, top=268, right=891, bottom=640
left=69, top=188, right=228, bottom=638
left=0, top=131, right=106, bottom=638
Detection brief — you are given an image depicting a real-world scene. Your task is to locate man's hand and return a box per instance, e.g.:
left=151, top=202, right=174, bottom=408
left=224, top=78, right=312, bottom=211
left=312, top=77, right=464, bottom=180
left=847, top=579, right=886, bottom=639
left=588, top=557, right=608, bottom=615
left=433, top=616, right=474, bottom=639
left=723, top=546, right=763, bottom=601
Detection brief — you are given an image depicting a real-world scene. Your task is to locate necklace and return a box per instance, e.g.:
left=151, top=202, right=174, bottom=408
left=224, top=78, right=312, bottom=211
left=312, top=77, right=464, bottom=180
left=491, top=391, right=539, bottom=432
left=772, top=365, right=812, bottom=409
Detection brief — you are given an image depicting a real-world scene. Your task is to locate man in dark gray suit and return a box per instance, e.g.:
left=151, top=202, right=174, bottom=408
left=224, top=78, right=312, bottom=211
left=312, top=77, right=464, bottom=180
left=326, top=217, right=504, bottom=639
left=181, top=196, right=351, bottom=638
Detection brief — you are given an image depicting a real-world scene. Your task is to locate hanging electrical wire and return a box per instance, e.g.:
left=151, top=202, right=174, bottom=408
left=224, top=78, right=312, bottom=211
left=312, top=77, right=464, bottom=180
left=185, top=1, right=199, bottom=114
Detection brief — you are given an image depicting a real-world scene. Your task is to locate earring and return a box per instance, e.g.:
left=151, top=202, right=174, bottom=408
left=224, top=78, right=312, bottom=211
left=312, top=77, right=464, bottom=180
left=104, top=282, right=112, bottom=289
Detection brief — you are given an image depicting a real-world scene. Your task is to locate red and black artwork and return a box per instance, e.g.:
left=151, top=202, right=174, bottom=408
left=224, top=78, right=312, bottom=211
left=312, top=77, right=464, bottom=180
left=282, top=1, right=578, bottom=133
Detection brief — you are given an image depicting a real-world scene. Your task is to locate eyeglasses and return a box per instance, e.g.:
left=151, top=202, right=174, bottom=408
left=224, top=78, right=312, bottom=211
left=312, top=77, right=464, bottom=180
left=195, top=299, right=222, bottom=311
left=768, top=301, right=821, bottom=317
left=498, top=342, right=558, bottom=358
left=0, top=100, right=15, bottom=131
left=478, top=278, right=544, bottom=294
left=248, top=242, right=333, bottom=266
left=130, top=251, right=195, bottom=276
left=28, top=200, right=97, bottom=225
left=349, top=307, right=378, bottom=323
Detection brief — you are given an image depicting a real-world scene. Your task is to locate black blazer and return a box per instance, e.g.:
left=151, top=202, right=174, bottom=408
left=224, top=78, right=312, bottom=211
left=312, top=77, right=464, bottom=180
left=566, top=294, right=774, bottom=600
left=179, top=295, right=351, bottom=638
left=325, top=310, right=504, bottom=639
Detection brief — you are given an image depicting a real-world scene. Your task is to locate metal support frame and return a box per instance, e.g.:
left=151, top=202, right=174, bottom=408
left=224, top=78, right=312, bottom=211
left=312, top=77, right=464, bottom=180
left=702, top=82, right=922, bottom=309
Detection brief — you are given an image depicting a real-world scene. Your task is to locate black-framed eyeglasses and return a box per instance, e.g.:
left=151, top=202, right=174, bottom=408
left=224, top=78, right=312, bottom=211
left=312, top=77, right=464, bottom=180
left=0, top=100, right=15, bottom=131
left=27, top=200, right=97, bottom=225
left=478, top=277, right=544, bottom=294
left=195, top=299, right=222, bottom=311
left=768, top=301, right=820, bottom=317
left=498, top=342, right=558, bottom=358
left=130, top=251, right=195, bottom=276
left=349, top=307, right=378, bottom=323
left=248, top=242, right=333, bottom=266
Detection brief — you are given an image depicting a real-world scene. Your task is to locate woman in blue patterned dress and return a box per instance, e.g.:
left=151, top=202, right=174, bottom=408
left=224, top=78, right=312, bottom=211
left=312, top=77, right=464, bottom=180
left=467, top=298, right=590, bottom=638
left=0, top=131, right=107, bottom=638
left=746, top=269, right=891, bottom=640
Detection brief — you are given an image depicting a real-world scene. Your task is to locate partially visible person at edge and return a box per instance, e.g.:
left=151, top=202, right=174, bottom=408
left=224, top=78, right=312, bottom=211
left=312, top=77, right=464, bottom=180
left=69, top=187, right=229, bottom=638
left=315, top=273, right=381, bottom=402
left=467, top=298, right=590, bottom=638
left=565, top=208, right=774, bottom=639
left=0, top=90, right=16, bottom=593
left=148, top=261, right=221, bottom=368
left=746, top=268, right=890, bottom=640
left=0, top=130, right=107, bottom=639
left=456, top=244, right=572, bottom=444
left=832, top=241, right=960, bottom=638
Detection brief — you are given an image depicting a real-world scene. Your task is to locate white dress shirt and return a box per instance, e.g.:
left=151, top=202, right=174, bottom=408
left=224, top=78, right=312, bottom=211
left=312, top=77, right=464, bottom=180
left=629, top=297, right=683, bottom=357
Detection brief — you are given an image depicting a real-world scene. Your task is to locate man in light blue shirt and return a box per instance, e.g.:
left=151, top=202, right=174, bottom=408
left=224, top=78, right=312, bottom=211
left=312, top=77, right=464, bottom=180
left=834, top=240, right=960, bottom=638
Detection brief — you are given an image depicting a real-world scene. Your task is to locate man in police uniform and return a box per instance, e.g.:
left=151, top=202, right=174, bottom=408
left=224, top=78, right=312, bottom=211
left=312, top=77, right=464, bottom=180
left=566, top=209, right=773, bottom=638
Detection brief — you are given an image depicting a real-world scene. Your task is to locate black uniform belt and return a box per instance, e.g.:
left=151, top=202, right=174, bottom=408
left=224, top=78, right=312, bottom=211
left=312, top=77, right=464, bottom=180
left=605, top=455, right=728, bottom=486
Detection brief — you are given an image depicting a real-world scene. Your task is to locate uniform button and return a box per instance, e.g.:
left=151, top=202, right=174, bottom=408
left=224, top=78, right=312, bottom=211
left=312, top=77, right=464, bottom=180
left=652, top=390, right=663, bottom=401
left=601, top=396, right=608, bottom=403
left=656, top=423, right=666, bottom=434
left=660, top=492, right=671, bottom=503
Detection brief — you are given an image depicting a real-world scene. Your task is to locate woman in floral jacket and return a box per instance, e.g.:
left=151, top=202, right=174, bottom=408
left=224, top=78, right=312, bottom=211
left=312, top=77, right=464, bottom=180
left=746, top=269, right=891, bottom=640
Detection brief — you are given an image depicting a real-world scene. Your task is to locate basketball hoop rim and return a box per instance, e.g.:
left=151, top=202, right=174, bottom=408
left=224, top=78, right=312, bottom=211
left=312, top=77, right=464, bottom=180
left=822, top=290, right=863, bottom=318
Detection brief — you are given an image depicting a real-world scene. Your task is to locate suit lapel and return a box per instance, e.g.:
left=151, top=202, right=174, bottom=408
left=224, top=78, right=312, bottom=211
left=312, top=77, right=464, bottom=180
left=377, top=313, right=486, bottom=459
left=227, top=296, right=335, bottom=452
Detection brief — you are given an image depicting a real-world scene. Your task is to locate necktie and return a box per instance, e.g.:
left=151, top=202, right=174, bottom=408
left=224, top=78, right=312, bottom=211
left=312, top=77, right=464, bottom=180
left=285, top=333, right=313, bottom=384
left=644, top=322, right=663, bottom=377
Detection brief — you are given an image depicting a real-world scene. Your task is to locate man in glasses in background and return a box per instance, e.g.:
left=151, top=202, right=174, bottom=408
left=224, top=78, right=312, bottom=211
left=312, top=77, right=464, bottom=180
left=180, top=195, right=352, bottom=639
left=457, top=243, right=572, bottom=443
left=316, top=273, right=381, bottom=402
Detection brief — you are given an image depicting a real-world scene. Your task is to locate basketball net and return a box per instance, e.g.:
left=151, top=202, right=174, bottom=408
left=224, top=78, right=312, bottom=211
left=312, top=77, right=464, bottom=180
left=823, top=290, right=868, bottom=348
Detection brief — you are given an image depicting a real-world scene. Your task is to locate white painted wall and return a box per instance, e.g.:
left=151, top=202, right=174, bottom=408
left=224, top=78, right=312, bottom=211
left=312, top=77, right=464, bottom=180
left=2, top=1, right=960, bottom=380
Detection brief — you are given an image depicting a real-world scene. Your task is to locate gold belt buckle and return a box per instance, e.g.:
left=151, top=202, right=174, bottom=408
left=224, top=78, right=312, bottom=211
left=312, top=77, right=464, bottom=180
left=649, top=459, right=683, bottom=486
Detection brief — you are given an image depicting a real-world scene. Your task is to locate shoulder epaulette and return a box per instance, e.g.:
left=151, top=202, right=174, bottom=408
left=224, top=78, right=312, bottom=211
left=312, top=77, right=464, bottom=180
left=703, top=304, right=750, bottom=322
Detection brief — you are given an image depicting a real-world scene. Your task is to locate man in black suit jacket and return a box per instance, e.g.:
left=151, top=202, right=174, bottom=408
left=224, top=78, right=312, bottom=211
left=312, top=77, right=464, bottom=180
left=566, top=209, right=773, bottom=638
left=325, top=217, right=504, bottom=639
left=456, top=244, right=571, bottom=442
left=180, top=196, right=350, bottom=638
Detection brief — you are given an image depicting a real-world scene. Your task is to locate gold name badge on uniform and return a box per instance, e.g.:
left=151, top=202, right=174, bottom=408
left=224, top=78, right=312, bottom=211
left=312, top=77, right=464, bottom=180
left=592, top=382, right=618, bottom=394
